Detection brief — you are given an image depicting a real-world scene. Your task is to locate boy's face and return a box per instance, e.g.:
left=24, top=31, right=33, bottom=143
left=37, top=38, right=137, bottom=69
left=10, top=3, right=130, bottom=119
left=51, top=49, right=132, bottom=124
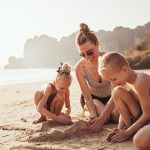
left=100, top=64, right=129, bottom=86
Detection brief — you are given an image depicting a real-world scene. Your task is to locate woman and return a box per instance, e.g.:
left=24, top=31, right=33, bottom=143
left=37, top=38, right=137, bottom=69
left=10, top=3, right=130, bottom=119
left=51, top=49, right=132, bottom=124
left=75, top=23, right=119, bottom=128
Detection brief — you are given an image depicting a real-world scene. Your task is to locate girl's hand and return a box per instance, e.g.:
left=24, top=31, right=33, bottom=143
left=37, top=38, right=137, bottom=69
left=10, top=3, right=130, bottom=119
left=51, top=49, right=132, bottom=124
left=55, top=113, right=72, bottom=124
left=88, top=117, right=104, bottom=133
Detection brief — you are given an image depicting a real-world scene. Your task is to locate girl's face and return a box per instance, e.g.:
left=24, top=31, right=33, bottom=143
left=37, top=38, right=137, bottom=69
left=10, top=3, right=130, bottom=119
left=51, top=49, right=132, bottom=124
left=79, top=41, right=98, bottom=62
left=55, top=78, right=71, bottom=92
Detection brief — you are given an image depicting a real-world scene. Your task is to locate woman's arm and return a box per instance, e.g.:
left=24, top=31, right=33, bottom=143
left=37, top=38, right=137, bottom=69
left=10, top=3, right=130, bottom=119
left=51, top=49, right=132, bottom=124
left=75, top=62, right=97, bottom=118
left=89, top=97, right=115, bottom=132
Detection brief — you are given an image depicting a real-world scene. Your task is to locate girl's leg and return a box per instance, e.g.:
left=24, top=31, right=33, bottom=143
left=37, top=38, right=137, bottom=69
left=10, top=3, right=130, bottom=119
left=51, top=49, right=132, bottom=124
left=112, top=86, right=140, bottom=128
left=34, top=91, right=43, bottom=106
left=133, top=124, right=150, bottom=150
left=50, top=99, right=64, bottom=115
left=33, top=91, right=47, bottom=124
left=50, top=99, right=71, bottom=124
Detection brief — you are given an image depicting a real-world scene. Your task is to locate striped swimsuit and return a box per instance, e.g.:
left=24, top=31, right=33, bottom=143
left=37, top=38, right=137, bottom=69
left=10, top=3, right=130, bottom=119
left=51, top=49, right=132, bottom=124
left=80, top=63, right=111, bottom=109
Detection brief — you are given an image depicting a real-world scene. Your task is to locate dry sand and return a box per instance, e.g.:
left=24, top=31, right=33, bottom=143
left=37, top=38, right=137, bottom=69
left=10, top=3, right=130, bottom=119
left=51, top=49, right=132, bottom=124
left=0, top=75, right=136, bottom=150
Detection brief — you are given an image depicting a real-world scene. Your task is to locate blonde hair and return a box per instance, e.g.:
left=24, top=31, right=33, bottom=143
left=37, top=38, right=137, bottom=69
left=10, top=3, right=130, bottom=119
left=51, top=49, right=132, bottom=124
left=76, top=23, right=99, bottom=46
left=56, top=63, right=72, bottom=83
left=100, top=52, right=129, bottom=69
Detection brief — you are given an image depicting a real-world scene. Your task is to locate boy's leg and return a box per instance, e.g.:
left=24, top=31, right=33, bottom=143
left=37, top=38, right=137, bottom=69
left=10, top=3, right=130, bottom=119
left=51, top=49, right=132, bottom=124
left=33, top=91, right=46, bottom=124
left=110, top=107, right=119, bottom=123
left=133, top=124, right=150, bottom=150
left=118, top=115, right=125, bottom=129
left=112, top=86, right=140, bottom=128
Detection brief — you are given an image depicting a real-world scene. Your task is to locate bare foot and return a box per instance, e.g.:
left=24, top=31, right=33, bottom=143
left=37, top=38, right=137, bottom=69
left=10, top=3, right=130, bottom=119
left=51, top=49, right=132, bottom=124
left=33, top=116, right=47, bottom=124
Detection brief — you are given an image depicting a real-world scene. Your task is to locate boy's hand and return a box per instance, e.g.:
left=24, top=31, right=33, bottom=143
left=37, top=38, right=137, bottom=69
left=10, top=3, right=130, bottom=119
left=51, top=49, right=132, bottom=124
left=107, top=128, right=118, bottom=142
left=88, top=117, right=104, bottom=133
left=108, top=129, right=130, bottom=143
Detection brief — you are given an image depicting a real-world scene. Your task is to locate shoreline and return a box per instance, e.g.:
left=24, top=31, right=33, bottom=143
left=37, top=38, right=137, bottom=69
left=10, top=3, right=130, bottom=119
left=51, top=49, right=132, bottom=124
left=0, top=69, right=149, bottom=86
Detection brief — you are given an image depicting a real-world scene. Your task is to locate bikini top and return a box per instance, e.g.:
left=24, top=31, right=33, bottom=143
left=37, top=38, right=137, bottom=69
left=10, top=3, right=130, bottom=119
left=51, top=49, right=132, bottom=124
left=46, top=83, right=57, bottom=111
left=81, top=63, right=111, bottom=97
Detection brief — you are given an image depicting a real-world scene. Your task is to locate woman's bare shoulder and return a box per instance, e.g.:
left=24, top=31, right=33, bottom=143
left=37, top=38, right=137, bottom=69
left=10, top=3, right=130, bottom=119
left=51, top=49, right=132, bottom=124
left=75, top=58, right=86, bottom=71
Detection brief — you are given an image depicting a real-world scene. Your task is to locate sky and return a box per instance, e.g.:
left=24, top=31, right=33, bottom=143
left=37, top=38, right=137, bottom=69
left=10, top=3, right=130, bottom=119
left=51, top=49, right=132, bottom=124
left=0, top=0, right=150, bottom=68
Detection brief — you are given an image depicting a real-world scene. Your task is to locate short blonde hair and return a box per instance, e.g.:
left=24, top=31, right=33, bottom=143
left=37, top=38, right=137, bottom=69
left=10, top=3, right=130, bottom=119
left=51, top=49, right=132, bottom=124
left=100, top=52, right=129, bottom=69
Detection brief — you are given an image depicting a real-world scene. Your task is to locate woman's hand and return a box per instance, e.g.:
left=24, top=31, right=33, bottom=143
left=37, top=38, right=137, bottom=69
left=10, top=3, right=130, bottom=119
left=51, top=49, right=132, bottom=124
left=88, top=117, right=105, bottom=133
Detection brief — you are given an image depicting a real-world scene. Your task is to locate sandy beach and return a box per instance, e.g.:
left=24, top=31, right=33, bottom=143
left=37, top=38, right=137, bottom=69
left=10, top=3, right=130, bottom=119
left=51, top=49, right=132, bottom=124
left=0, top=74, right=137, bottom=150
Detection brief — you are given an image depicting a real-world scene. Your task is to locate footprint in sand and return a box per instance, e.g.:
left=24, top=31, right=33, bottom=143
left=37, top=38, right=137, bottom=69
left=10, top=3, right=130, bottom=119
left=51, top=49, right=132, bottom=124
left=21, top=118, right=27, bottom=122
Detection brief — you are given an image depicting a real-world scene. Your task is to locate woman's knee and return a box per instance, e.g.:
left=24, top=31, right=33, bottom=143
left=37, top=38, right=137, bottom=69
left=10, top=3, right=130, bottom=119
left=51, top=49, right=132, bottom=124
left=93, top=99, right=105, bottom=116
left=133, top=125, right=150, bottom=150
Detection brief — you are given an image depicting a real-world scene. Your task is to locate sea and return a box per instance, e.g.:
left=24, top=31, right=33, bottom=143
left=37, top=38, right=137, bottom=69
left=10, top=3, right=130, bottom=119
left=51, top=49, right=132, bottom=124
left=0, top=68, right=150, bottom=86
left=0, top=68, right=58, bottom=85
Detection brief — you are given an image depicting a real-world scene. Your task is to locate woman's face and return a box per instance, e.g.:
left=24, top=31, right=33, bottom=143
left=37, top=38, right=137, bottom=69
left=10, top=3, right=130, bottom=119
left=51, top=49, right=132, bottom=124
left=79, top=41, right=98, bottom=61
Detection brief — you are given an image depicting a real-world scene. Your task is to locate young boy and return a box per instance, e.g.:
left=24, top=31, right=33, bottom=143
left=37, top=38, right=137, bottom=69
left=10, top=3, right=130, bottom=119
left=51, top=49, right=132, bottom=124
left=89, top=52, right=150, bottom=149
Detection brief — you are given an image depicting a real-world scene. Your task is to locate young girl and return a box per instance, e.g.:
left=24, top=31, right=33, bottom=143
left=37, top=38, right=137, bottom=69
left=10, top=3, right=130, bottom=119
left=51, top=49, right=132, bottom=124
left=33, top=63, right=72, bottom=125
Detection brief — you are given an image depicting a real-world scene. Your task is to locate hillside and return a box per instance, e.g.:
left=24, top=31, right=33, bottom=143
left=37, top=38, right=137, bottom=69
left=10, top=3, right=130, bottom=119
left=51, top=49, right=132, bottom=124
left=5, top=22, right=150, bottom=69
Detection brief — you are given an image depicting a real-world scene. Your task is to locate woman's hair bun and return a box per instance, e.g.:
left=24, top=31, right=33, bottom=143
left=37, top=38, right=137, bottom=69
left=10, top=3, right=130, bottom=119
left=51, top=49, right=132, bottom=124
left=80, top=23, right=90, bottom=33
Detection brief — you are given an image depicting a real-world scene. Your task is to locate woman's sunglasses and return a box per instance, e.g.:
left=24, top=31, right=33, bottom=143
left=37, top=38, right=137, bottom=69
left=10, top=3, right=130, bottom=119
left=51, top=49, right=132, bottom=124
left=80, top=50, right=94, bottom=58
